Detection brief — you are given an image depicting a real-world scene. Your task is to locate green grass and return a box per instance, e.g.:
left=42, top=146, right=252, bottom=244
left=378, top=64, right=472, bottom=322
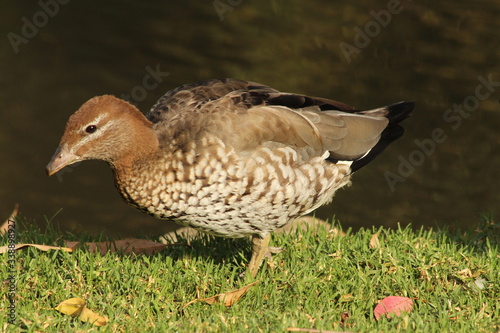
left=1, top=217, right=499, bottom=332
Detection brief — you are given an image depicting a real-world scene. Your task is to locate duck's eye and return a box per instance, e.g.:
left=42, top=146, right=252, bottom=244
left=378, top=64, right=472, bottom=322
left=85, top=125, right=97, bottom=134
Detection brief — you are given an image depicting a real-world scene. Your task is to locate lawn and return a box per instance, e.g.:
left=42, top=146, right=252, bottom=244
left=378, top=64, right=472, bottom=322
left=1, top=217, right=499, bottom=332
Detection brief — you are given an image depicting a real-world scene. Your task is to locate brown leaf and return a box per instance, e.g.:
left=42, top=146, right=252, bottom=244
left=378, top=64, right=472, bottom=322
left=0, top=243, right=73, bottom=254
left=64, top=238, right=167, bottom=255
left=55, top=297, right=107, bottom=326
left=340, top=311, right=350, bottom=327
left=185, top=280, right=260, bottom=307
left=374, top=296, right=413, bottom=320
left=0, top=204, right=19, bottom=234
left=369, top=233, right=380, bottom=248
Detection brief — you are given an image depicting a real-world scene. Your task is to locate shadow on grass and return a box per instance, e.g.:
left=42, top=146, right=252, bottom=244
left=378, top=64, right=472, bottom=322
left=7, top=214, right=254, bottom=277
left=6, top=213, right=499, bottom=278
left=435, top=215, right=500, bottom=256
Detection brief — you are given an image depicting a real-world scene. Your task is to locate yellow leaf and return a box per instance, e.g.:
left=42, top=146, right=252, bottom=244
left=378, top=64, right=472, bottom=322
left=185, top=280, right=260, bottom=307
left=55, top=298, right=86, bottom=317
left=369, top=233, right=380, bottom=248
left=0, top=243, right=73, bottom=254
left=79, top=307, right=108, bottom=326
left=55, top=297, right=108, bottom=326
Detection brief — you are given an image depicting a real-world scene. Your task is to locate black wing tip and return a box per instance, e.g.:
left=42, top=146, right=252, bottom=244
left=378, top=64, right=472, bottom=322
left=386, top=101, right=415, bottom=124
left=343, top=101, right=415, bottom=172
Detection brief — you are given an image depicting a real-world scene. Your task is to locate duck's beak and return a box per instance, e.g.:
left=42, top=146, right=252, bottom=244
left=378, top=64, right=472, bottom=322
left=46, top=146, right=79, bottom=176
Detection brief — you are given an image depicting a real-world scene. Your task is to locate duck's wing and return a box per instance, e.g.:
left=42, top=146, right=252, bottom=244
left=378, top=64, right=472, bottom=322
left=148, top=78, right=414, bottom=170
left=146, top=78, right=277, bottom=122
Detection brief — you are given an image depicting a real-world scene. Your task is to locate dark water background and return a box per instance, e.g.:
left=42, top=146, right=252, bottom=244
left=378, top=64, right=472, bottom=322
left=0, top=1, right=498, bottom=236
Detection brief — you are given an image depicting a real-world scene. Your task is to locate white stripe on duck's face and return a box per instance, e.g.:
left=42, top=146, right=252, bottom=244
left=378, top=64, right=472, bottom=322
left=69, top=112, right=111, bottom=153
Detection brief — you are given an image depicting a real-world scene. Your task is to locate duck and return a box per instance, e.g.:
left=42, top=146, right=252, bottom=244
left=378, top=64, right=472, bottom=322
left=46, top=78, right=414, bottom=277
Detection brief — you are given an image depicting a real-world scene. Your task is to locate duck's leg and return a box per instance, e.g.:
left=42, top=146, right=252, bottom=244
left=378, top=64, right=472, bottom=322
left=248, top=234, right=271, bottom=278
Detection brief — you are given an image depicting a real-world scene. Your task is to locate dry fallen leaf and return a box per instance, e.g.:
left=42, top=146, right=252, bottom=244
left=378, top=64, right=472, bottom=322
left=339, top=294, right=354, bottom=303
left=456, top=268, right=472, bottom=279
left=0, top=204, right=19, bottom=234
left=369, top=233, right=380, bottom=248
left=470, top=278, right=487, bottom=291
left=55, top=297, right=107, bottom=326
left=78, top=307, right=108, bottom=326
left=185, top=280, right=260, bottom=307
left=374, top=296, right=413, bottom=320
left=340, top=311, right=350, bottom=327
left=55, top=297, right=86, bottom=317
left=287, top=328, right=354, bottom=333
left=64, top=238, right=167, bottom=255
left=0, top=243, right=73, bottom=254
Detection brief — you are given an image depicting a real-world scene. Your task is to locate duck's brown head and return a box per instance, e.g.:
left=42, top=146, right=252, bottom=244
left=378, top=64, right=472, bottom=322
left=46, top=95, right=158, bottom=176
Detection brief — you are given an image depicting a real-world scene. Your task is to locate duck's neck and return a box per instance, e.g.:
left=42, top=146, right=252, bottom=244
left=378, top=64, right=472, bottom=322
left=111, top=117, right=160, bottom=174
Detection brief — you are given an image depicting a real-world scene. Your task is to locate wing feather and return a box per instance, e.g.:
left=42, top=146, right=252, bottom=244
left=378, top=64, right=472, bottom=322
left=148, top=78, right=412, bottom=165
